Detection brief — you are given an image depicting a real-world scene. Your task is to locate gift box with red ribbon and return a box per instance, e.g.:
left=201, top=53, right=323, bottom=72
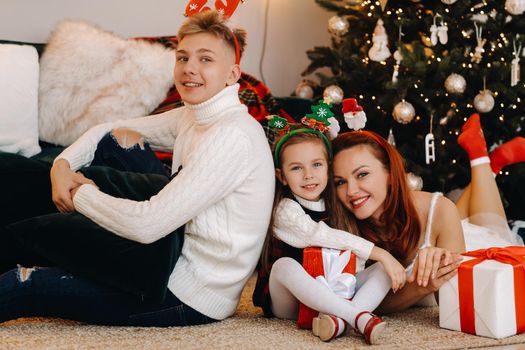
left=439, top=246, right=525, bottom=339
left=296, top=247, right=357, bottom=329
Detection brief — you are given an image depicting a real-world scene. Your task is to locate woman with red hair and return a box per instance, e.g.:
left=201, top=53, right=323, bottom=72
left=330, top=114, right=524, bottom=313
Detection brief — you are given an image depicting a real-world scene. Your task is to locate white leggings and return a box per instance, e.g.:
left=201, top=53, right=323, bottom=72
left=269, top=257, right=391, bottom=327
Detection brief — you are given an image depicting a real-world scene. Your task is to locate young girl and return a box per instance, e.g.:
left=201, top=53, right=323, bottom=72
left=330, top=113, right=525, bottom=313
left=253, top=125, right=407, bottom=345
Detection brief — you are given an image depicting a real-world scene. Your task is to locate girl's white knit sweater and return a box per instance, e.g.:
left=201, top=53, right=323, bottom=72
left=56, top=84, right=275, bottom=319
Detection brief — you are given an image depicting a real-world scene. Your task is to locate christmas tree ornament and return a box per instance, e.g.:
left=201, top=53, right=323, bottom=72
left=430, top=18, right=438, bottom=46
left=425, top=114, right=436, bottom=164
left=342, top=98, right=367, bottom=130
left=471, top=22, right=486, bottom=64
left=323, top=85, right=344, bottom=104
left=343, top=0, right=362, bottom=5
left=387, top=128, right=396, bottom=146
left=474, top=89, right=495, bottom=113
left=392, top=100, right=415, bottom=124
left=430, top=14, right=448, bottom=46
left=441, top=0, right=458, bottom=4
left=326, top=117, right=340, bottom=140
left=437, top=19, right=448, bottom=45
left=301, top=99, right=334, bottom=133
left=406, top=172, right=423, bottom=191
left=392, top=50, right=402, bottom=83
left=392, top=25, right=404, bottom=83
left=505, top=0, right=525, bottom=15
left=328, top=16, right=349, bottom=37
left=368, top=19, right=391, bottom=62
left=444, top=73, right=467, bottom=94
left=295, top=81, right=314, bottom=99
left=440, top=109, right=455, bottom=125
left=511, top=40, right=522, bottom=87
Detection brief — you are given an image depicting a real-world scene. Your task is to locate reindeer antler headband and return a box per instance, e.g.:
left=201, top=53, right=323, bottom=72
left=184, top=0, right=245, bottom=64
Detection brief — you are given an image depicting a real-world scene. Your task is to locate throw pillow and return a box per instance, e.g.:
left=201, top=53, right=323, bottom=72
left=0, top=44, right=41, bottom=157
left=38, top=20, right=175, bottom=146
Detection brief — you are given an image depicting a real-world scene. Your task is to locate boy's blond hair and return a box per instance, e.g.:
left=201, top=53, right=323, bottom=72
left=178, top=10, right=247, bottom=60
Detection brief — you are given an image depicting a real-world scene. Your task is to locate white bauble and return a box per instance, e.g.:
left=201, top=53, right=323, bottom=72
left=406, top=172, right=423, bottom=191
left=444, top=73, right=467, bottom=94
left=323, top=85, right=344, bottom=104
left=392, top=100, right=416, bottom=124
left=441, top=0, right=458, bottom=4
left=474, top=89, right=495, bottom=113
left=505, top=0, right=525, bottom=15
left=295, top=82, right=314, bottom=99
left=328, top=16, right=349, bottom=37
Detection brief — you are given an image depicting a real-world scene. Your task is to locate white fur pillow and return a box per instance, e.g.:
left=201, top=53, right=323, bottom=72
left=39, top=21, right=175, bottom=146
left=0, top=44, right=41, bottom=157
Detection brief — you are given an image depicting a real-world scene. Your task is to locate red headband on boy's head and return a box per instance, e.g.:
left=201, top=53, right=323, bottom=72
left=184, top=0, right=244, bottom=64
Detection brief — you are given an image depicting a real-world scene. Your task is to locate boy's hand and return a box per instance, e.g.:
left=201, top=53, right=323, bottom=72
left=50, top=159, right=95, bottom=212
left=70, top=172, right=97, bottom=201
left=374, top=247, right=407, bottom=293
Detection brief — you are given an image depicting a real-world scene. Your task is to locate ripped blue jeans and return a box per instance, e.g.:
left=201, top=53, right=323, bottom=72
left=0, top=133, right=214, bottom=326
left=0, top=267, right=216, bottom=326
left=91, top=132, right=169, bottom=176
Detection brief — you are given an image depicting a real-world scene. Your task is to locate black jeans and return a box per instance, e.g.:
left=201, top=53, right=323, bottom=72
left=0, top=134, right=214, bottom=326
left=0, top=267, right=215, bottom=326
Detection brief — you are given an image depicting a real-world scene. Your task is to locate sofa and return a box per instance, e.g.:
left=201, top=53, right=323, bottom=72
left=0, top=20, right=310, bottom=168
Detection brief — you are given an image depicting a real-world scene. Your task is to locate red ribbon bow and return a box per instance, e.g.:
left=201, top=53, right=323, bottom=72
left=458, top=246, right=525, bottom=335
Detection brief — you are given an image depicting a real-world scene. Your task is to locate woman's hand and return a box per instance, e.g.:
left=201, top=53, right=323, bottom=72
left=50, top=159, right=95, bottom=212
left=408, top=247, right=462, bottom=288
left=422, top=254, right=463, bottom=293
left=374, top=247, right=407, bottom=293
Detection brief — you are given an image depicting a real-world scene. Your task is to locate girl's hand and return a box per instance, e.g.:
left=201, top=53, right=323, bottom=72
left=375, top=247, right=407, bottom=292
left=408, top=247, right=462, bottom=288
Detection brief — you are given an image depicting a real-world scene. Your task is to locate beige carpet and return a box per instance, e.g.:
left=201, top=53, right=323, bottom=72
left=2, top=276, right=525, bottom=350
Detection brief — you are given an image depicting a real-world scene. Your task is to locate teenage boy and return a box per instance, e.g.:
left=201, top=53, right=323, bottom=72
left=0, top=10, right=274, bottom=326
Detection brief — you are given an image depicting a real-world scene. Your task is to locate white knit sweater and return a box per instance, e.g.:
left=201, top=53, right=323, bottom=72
left=57, top=84, right=275, bottom=319
left=274, top=196, right=374, bottom=270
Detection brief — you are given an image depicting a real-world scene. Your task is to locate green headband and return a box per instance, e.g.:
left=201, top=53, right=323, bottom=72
left=274, top=128, right=332, bottom=167
left=269, top=99, right=335, bottom=167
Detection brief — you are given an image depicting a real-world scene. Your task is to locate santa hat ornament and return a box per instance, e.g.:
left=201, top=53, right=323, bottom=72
left=185, top=0, right=245, bottom=19
left=342, top=98, right=367, bottom=130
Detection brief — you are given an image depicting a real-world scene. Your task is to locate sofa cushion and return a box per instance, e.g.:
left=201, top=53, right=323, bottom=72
left=38, top=20, right=175, bottom=146
left=0, top=44, right=41, bottom=157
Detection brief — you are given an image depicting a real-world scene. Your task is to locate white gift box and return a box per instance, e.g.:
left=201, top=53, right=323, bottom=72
left=439, top=250, right=525, bottom=339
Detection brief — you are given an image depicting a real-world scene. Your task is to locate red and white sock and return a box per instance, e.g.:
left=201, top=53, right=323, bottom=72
left=458, top=113, right=490, bottom=168
left=490, top=137, right=525, bottom=175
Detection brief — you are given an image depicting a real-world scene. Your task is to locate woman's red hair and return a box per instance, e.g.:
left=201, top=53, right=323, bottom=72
left=330, top=131, right=421, bottom=264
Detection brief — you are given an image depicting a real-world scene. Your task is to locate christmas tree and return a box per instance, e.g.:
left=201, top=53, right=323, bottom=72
left=299, top=0, right=525, bottom=220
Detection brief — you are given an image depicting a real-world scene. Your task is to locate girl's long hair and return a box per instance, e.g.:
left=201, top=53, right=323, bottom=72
left=260, top=132, right=334, bottom=271
left=329, top=131, right=421, bottom=264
